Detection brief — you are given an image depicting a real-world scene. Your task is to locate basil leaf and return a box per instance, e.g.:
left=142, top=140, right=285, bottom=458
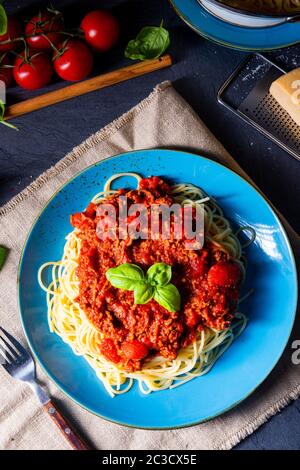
left=0, top=4, right=7, bottom=36
left=134, top=282, right=154, bottom=305
left=0, top=246, right=8, bottom=271
left=106, top=263, right=145, bottom=290
left=147, top=262, right=172, bottom=287
left=125, top=21, right=170, bottom=61
left=154, top=283, right=181, bottom=313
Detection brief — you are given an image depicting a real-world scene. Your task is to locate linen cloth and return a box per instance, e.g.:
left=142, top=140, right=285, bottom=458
left=0, top=81, right=299, bottom=450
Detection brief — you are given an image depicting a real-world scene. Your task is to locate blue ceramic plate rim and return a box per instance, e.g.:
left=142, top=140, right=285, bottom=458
left=169, top=0, right=300, bottom=51
left=18, top=149, right=298, bottom=429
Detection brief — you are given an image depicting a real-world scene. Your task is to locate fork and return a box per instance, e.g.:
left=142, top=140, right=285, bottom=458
left=0, top=326, right=90, bottom=450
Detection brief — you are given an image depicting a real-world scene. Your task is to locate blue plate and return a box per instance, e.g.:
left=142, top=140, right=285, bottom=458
left=18, top=149, right=297, bottom=429
left=170, top=0, right=300, bottom=50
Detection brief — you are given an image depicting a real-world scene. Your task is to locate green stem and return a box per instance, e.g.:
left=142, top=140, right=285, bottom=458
left=0, top=119, right=18, bottom=130
left=40, top=32, right=59, bottom=53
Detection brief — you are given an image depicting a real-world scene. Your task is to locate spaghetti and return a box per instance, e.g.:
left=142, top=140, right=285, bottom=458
left=38, top=174, right=254, bottom=397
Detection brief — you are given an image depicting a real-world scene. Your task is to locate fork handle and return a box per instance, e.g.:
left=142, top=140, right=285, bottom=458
left=44, top=401, right=90, bottom=450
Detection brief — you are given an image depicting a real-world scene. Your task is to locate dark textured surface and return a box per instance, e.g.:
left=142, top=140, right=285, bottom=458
left=1, top=0, right=300, bottom=450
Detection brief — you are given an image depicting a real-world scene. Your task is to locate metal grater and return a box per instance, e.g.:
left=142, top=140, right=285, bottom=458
left=218, top=54, right=300, bottom=162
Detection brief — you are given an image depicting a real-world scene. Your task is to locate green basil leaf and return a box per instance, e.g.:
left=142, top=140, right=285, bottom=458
left=154, top=283, right=181, bottom=313
left=0, top=5, right=7, bottom=36
left=125, top=39, right=143, bottom=61
left=0, top=246, right=8, bottom=271
left=134, top=282, right=154, bottom=305
left=106, top=263, right=145, bottom=290
left=147, top=262, right=172, bottom=287
left=125, top=21, right=170, bottom=61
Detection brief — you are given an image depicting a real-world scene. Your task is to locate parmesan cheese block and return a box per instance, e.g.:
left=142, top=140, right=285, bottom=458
left=269, top=68, right=300, bottom=127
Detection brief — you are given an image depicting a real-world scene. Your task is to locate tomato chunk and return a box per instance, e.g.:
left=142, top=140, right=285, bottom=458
left=139, top=176, right=171, bottom=196
left=122, top=340, right=148, bottom=360
left=70, top=212, right=85, bottom=228
left=185, top=310, right=200, bottom=328
left=207, top=261, right=241, bottom=288
left=85, top=202, right=97, bottom=218
left=87, top=247, right=99, bottom=271
left=99, top=339, right=120, bottom=363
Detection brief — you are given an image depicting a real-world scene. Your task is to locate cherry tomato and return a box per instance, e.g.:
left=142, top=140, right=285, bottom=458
left=25, top=11, right=64, bottom=51
left=85, top=202, right=97, bottom=218
left=53, top=39, right=94, bottom=82
left=139, top=176, right=171, bottom=195
left=99, top=339, right=120, bottom=363
left=122, top=340, right=148, bottom=361
left=80, top=10, right=119, bottom=52
left=0, top=17, right=23, bottom=53
left=13, top=51, right=53, bottom=90
left=207, top=261, right=242, bottom=288
left=0, top=54, right=13, bottom=87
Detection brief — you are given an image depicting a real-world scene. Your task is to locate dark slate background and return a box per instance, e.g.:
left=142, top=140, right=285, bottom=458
left=1, top=0, right=300, bottom=450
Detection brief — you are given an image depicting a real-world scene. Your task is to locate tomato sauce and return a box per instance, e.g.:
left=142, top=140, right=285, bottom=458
left=71, top=177, right=242, bottom=372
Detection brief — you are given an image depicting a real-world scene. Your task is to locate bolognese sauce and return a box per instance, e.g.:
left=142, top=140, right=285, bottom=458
left=71, top=177, right=242, bottom=372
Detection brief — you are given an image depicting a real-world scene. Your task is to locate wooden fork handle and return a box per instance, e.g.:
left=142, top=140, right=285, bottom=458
left=44, top=401, right=90, bottom=450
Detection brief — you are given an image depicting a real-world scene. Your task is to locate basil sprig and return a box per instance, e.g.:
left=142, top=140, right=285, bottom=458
left=125, top=20, right=170, bottom=61
left=106, top=262, right=180, bottom=313
left=0, top=3, right=7, bottom=36
left=0, top=245, right=8, bottom=271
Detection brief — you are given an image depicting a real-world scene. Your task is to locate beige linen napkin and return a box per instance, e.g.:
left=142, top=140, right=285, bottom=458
left=0, top=81, right=299, bottom=450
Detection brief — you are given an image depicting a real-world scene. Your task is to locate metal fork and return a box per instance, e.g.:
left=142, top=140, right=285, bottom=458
left=0, top=326, right=89, bottom=450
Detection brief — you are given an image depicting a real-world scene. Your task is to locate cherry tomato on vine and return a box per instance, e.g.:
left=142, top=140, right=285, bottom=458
left=53, top=39, right=94, bottom=82
left=25, top=10, right=64, bottom=51
left=13, top=51, right=53, bottom=90
left=0, top=54, right=14, bottom=87
left=0, top=16, right=23, bottom=53
left=80, top=10, right=119, bottom=52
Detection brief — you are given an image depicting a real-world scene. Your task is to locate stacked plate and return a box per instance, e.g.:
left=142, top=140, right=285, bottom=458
left=169, top=0, right=300, bottom=50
